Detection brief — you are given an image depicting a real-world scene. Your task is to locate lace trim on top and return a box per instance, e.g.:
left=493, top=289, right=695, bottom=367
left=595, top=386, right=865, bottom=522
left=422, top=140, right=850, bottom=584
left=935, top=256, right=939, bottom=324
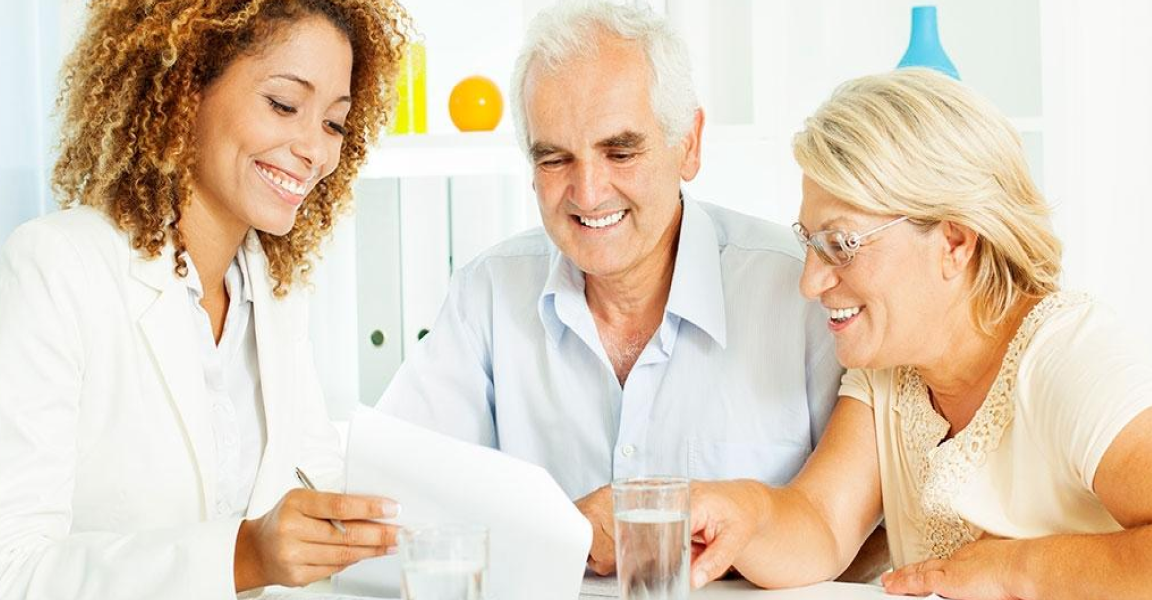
left=893, top=292, right=1089, bottom=560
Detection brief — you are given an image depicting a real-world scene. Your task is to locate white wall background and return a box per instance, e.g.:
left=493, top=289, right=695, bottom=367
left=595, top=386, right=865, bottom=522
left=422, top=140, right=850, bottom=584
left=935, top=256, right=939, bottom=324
left=2, top=0, right=1150, bottom=416
left=0, top=1, right=67, bottom=243
left=1041, top=0, right=1152, bottom=334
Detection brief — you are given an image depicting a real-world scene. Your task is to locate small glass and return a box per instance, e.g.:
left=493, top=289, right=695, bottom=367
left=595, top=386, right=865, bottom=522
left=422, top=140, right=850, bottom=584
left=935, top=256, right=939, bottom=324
left=612, top=477, right=690, bottom=600
left=399, top=524, right=488, bottom=600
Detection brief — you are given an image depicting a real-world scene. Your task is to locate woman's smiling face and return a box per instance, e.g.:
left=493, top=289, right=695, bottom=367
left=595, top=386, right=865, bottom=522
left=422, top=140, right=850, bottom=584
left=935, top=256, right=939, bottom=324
left=190, top=15, right=353, bottom=237
left=796, top=176, right=945, bottom=370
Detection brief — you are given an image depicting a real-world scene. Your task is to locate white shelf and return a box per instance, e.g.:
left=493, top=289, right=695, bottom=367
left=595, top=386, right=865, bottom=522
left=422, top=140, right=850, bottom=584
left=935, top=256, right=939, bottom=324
left=358, top=125, right=784, bottom=180
left=358, top=118, right=1035, bottom=182
left=360, top=131, right=526, bottom=178
left=376, top=130, right=516, bottom=149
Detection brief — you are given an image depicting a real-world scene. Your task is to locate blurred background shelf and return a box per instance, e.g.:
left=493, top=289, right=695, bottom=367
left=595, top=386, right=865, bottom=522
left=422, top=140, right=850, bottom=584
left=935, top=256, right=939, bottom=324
left=329, top=0, right=1057, bottom=416
left=360, top=125, right=788, bottom=180
left=6, top=0, right=1149, bottom=419
left=363, top=132, right=525, bottom=178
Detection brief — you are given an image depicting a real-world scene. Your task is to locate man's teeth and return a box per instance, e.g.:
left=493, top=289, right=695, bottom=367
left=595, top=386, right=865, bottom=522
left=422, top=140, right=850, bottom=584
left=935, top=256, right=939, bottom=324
left=579, top=210, right=626, bottom=229
left=258, top=165, right=307, bottom=196
left=829, top=306, right=862, bottom=322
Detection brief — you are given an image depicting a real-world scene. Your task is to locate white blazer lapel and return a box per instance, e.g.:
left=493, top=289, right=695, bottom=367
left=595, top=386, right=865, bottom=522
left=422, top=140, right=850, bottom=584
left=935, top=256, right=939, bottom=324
left=130, top=248, right=217, bottom=513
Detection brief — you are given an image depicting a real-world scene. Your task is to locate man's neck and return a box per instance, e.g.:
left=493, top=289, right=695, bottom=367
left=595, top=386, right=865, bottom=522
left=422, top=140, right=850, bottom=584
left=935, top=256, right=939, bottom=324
left=585, top=203, right=682, bottom=385
left=585, top=206, right=681, bottom=330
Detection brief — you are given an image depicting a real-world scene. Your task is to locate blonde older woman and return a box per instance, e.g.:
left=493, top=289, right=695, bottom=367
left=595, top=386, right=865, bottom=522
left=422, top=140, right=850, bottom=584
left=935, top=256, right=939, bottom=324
left=688, top=68, right=1152, bottom=599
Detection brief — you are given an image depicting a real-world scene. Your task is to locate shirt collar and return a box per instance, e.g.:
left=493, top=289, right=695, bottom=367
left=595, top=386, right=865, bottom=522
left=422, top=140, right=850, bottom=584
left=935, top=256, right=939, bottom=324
left=536, top=195, right=728, bottom=349
left=538, top=243, right=588, bottom=347
left=233, top=243, right=255, bottom=303
left=665, top=196, right=728, bottom=348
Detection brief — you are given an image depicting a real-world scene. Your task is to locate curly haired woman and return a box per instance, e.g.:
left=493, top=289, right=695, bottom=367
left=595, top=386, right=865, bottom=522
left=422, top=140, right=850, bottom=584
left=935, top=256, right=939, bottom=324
left=0, top=1, right=411, bottom=597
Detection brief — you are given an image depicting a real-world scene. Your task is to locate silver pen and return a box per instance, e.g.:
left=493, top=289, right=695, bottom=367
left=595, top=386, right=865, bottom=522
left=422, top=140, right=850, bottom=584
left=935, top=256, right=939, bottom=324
left=295, top=466, right=347, bottom=534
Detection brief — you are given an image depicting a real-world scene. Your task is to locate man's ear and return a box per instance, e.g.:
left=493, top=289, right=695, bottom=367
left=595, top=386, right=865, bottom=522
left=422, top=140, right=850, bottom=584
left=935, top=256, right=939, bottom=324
left=679, top=108, right=704, bottom=182
left=939, top=221, right=979, bottom=280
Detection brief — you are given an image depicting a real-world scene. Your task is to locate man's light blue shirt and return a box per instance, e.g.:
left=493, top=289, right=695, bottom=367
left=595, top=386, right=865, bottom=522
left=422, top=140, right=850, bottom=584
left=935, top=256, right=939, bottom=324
left=377, top=199, right=843, bottom=499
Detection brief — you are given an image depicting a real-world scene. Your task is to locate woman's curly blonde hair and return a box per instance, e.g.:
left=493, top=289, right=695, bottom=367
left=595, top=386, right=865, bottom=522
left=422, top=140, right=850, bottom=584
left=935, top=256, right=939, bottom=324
left=53, top=0, right=412, bottom=295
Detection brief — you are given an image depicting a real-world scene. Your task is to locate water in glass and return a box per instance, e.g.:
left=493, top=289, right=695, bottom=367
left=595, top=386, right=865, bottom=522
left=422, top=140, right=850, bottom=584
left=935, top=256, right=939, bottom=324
left=401, top=558, right=484, bottom=600
left=615, top=508, right=689, bottom=600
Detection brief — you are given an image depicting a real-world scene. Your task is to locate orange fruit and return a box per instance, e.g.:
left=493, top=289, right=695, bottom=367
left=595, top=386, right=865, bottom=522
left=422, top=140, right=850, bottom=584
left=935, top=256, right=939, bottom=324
left=448, top=75, right=504, bottom=132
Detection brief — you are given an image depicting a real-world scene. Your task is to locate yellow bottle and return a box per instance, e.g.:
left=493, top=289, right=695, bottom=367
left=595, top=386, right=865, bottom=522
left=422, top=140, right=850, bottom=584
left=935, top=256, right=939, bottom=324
left=390, top=39, right=426, bottom=135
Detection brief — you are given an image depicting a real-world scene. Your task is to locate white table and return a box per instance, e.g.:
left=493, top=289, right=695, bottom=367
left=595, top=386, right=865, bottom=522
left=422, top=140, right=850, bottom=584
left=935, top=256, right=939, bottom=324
left=266, top=579, right=926, bottom=600
left=581, top=578, right=919, bottom=600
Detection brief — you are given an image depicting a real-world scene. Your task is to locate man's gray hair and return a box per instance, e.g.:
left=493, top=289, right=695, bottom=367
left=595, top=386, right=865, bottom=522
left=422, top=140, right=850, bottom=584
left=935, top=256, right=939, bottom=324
left=510, top=0, right=699, bottom=154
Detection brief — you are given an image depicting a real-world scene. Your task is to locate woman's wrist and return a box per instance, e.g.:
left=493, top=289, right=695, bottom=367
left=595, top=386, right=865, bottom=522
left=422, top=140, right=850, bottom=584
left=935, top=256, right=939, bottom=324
left=1005, top=537, right=1041, bottom=600
left=233, top=518, right=266, bottom=592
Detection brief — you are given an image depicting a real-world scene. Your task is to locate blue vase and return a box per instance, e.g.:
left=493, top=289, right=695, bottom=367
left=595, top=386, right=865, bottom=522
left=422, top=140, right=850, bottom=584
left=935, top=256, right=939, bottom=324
left=897, top=6, right=960, bottom=80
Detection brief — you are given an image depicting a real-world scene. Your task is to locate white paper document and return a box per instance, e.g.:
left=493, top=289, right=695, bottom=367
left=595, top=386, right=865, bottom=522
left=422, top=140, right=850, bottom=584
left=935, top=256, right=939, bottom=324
left=334, top=408, right=592, bottom=600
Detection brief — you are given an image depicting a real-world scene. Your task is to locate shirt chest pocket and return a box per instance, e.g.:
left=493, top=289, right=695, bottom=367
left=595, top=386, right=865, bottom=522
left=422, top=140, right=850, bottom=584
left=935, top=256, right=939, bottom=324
left=687, top=439, right=810, bottom=486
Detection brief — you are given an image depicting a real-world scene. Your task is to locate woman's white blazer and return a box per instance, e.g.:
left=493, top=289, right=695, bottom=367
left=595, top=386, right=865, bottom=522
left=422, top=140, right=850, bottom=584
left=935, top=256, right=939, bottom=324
left=0, top=206, right=343, bottom=599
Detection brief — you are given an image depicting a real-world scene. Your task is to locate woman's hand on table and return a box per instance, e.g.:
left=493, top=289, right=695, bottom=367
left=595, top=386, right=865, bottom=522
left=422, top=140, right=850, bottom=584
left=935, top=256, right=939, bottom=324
left=881, top=536, right=1023, bottom=599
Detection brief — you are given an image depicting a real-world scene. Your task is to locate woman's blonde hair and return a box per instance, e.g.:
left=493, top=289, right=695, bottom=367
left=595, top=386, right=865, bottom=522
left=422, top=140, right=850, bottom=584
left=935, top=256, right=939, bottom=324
left=53, top=0, right=412, bottom=295
left=793, top=68, right=1061, bottom=334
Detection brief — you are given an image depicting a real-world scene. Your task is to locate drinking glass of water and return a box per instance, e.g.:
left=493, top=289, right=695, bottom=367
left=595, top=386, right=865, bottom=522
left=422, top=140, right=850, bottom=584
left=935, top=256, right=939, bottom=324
left=612, top=477, right=690, bottom=600
left=399, top=524, right=488, bottom=600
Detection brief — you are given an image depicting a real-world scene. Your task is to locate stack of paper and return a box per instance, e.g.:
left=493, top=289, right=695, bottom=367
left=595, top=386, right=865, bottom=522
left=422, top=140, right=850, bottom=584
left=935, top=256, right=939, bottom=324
left=334, top=408, right=592, bottom=600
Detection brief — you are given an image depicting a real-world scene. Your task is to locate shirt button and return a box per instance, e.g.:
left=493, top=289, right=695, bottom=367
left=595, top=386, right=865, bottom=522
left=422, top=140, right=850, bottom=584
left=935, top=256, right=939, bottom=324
left=216, top=499, right=230, bottom=516
left=621, top=444, right=636, bottom=457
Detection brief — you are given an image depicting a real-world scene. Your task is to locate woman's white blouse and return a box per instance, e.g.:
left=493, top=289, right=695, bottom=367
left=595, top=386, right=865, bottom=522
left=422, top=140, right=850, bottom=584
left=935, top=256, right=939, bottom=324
left=840, top=293, right=1152, bottom=567
left=182, top=251, right=266, bottom=519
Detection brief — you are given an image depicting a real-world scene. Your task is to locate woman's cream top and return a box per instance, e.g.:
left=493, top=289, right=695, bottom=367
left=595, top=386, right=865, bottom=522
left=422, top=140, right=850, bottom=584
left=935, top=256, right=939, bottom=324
left=840, top=293, right=1152, bottom=567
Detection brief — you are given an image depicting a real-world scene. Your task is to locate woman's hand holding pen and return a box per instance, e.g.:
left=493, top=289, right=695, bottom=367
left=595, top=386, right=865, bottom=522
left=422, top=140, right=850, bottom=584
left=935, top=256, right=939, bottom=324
left=233, top=489, right=402, bottom=591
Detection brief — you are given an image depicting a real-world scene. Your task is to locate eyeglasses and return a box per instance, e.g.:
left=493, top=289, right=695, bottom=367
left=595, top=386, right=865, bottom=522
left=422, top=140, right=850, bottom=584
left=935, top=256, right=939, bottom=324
left=792, top=216, right=910, bottom=267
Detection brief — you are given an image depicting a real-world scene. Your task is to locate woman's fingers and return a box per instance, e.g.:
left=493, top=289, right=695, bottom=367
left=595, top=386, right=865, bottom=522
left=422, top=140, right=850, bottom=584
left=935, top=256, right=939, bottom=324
left=690, top=530, right=743, bottom=589
left=297, top=541, right=394, bottom=567
left=881, top=559, right=947, bottom=595
left=290, top=489, right=401, bottom=522
left=297, top=517, right=400, bottom=548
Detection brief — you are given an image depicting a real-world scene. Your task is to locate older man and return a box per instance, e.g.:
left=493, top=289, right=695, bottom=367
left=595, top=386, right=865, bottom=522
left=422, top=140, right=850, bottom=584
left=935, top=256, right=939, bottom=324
left=378, top=1, right=858, bottom=577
